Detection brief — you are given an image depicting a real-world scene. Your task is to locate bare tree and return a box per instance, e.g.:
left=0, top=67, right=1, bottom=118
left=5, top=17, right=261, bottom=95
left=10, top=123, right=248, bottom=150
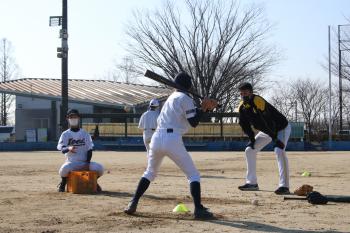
left=125, top=0, right=278, bottom=110
left=115, top=56, right=141, bottom=84
left=270, top=82, right=298, bottom=121
left=291, top=78, right=328, bottom=140
left=0, top=38, right=17, bottom=126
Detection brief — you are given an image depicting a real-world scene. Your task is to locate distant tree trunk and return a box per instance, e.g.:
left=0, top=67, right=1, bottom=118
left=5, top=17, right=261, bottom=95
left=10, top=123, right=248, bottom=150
left=0, top=38, right=17, bottom=125
left=291, top=78, right=327, bottom=141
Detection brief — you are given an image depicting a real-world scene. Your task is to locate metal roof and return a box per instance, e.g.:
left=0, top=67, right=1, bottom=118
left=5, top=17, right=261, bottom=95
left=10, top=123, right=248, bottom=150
left=0, top=78, right=172, bottom=108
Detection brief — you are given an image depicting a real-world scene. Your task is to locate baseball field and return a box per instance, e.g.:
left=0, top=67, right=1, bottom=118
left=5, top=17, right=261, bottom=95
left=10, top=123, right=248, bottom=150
left=0, top=151, right=349, bottom=233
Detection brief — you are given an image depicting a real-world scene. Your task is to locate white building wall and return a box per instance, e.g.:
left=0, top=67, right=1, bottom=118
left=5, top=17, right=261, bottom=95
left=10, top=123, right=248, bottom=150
left=15, top=96, right=94, bottom=141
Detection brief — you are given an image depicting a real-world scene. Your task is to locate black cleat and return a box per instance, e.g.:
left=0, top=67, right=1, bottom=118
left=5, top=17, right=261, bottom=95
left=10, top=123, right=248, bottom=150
left=124, top=201, right=138, bottom=215
left=57, top=182, right=66, bottom=192
left=194, top=205, right=214, bottom=219
left=274, top=187, right=290, bottom=195
left=97, top=183, right=102, bottom=192
left=238, top=183, right=259, bottom=191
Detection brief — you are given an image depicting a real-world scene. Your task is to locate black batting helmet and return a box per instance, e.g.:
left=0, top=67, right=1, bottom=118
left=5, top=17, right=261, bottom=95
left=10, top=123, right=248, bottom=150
left=174, top=72, right=192, bottom=90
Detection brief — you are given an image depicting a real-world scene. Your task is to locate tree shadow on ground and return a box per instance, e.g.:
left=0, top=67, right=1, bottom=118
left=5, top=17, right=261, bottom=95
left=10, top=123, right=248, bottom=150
left=210, top=219, right=344, bottom=233
left=128, top=213, right=344, bottom=233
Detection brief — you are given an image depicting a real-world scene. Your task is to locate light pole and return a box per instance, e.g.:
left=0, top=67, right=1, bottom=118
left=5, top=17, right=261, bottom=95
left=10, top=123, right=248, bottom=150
left=328, top=26, right=332, bottom=149
left=337, top=24, right=350, bottom=131
left=50, top=0, right=69, bottom=131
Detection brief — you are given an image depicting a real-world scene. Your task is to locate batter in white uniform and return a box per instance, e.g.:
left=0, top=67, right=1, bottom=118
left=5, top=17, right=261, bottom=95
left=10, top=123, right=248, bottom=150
left=138, top=99, right=160, bottom=154
left=57, top=109, right=104, bottom=192
left=124, top=72, right=217, bottom=219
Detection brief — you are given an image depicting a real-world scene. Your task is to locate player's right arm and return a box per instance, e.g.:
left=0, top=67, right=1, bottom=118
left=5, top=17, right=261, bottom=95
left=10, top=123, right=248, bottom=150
left=57, top=132, right=70, bottom=154
left=57, top=132, right=76, bottom=154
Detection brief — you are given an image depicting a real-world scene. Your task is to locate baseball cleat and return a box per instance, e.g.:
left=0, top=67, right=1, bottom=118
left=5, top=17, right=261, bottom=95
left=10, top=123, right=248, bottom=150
left=194, top=205, right=214, bottom=219
left=238, top=183, right=259, bottom=191
left=57, top=182, right=66, bottom=192
left=96, top=183, right=102, bottom=192
left=124, top=201, right=138, bottom=215
left=274, top=187, right=290, bottom=195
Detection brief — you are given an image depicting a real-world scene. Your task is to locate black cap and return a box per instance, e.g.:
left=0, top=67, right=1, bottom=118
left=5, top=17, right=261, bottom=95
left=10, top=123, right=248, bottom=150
left=238, top=82, right=253, bottom=91
left=174, top=72, right=192, bottom=90
left=66, top=109, right=80, bottom=117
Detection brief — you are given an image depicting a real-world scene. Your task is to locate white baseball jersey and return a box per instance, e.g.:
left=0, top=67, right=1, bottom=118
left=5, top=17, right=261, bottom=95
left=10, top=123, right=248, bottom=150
left=143, top=91, right=201, bottom=183
left=57, top=129, right=94, bottom=162
left=157, top=91, right=196, bottom=134
left=138, top=109, right=159, bottom=143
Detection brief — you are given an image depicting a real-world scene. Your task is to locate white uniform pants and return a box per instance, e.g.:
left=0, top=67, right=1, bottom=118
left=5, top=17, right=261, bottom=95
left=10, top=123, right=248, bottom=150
left=245, top=124, right=291, bottom=188
left=143, top=130, right=200, bottom=183
left=143, top=130, right=154, bottom=153
left=59, top=161, right=104, bottom=177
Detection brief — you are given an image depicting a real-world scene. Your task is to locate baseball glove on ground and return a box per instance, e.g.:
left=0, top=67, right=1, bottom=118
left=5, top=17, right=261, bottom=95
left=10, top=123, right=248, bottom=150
left=293, top=184, right=313, bottom=196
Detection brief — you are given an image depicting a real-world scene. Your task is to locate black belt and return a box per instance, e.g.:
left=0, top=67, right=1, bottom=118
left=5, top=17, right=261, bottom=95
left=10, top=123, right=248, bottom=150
left=167, top=128, right=173, bottom=133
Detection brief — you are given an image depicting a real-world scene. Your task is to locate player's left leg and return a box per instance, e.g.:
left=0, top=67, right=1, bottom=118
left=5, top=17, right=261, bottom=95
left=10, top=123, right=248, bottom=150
left=89, top=162, right=104, bottom=192
left=89, top=162, right=104, bottom=177
left=274, top=123, right=291, bottom=195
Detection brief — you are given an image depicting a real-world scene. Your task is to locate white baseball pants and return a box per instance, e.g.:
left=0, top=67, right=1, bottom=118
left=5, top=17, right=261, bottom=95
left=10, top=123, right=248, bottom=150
left=244, top=124, right=291, bottom=188
left=59, top=161, right=104, bottom=177
left=143, top=129, right=200, bottom=183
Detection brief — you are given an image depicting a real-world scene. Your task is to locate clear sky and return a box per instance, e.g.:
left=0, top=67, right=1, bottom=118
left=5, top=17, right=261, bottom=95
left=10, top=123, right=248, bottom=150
left=0, top=0, right=349, bottom=84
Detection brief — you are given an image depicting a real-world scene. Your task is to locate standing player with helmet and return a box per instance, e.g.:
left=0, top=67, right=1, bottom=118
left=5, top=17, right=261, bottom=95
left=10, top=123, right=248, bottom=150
left=138, top=99, right=160, bottom=155
left=57, top=109, right=104, bottom=192
left=237, top=82, right=291, bottom=195
left=124, top=72, right=217, bottom=219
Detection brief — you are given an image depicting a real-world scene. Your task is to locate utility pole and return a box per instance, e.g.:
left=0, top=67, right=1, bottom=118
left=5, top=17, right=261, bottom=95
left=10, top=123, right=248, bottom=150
left=338, top=25, right=342, bottom=131
left=50, top=0, right=69, bottom=131
left=328, top=25, right=332, bottom=149
left=61, top=0, right=69, bottom=131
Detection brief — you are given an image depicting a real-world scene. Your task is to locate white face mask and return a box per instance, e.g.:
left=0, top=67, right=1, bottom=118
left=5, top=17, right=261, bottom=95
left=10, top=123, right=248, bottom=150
left=68, top=118, right=79, bottom=126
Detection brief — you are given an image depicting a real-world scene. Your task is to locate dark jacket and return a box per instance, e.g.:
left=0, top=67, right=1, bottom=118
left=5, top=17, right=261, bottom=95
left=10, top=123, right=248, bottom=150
left=238, top=94, right=288, bottom=141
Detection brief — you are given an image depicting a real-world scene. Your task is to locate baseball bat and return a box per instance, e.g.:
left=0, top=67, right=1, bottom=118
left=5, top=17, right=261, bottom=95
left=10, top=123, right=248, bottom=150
left=283, top=196, right=307, bottom=201
left=284, top=195, right=350, bottom=203
left=144, top=70, right=204, bottom=99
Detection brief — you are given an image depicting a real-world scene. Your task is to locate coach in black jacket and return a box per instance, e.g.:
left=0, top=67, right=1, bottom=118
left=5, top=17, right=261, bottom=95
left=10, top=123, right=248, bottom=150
left=237, top=82, right=291, bottom=195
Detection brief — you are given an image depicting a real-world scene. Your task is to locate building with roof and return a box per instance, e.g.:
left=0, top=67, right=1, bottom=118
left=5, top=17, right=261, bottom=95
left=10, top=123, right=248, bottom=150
left=0, top=78, right=171, bottom=141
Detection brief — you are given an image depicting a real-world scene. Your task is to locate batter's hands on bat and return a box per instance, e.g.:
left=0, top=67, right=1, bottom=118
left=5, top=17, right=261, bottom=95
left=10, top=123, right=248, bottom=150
left=201, top=98, right=218, bottom=112
left=68, top=146, right=77, bottom=153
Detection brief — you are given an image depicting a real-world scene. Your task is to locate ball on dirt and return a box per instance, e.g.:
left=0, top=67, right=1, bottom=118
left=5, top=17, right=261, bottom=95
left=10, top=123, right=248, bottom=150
left=251, top=199, right=259, bottom=206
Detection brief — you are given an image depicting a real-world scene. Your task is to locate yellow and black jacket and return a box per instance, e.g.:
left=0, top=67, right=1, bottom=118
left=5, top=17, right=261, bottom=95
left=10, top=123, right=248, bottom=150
left=238, top=94, right=288, bottom=141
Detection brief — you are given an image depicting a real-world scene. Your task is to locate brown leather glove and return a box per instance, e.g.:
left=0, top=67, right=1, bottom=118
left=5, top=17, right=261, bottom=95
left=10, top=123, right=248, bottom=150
left=293, top=184, right=313, bottom=196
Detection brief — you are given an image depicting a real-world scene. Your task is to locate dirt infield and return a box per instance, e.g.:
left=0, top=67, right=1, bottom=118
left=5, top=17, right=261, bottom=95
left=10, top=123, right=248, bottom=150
left=0, top=151, right=349, bottom=233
